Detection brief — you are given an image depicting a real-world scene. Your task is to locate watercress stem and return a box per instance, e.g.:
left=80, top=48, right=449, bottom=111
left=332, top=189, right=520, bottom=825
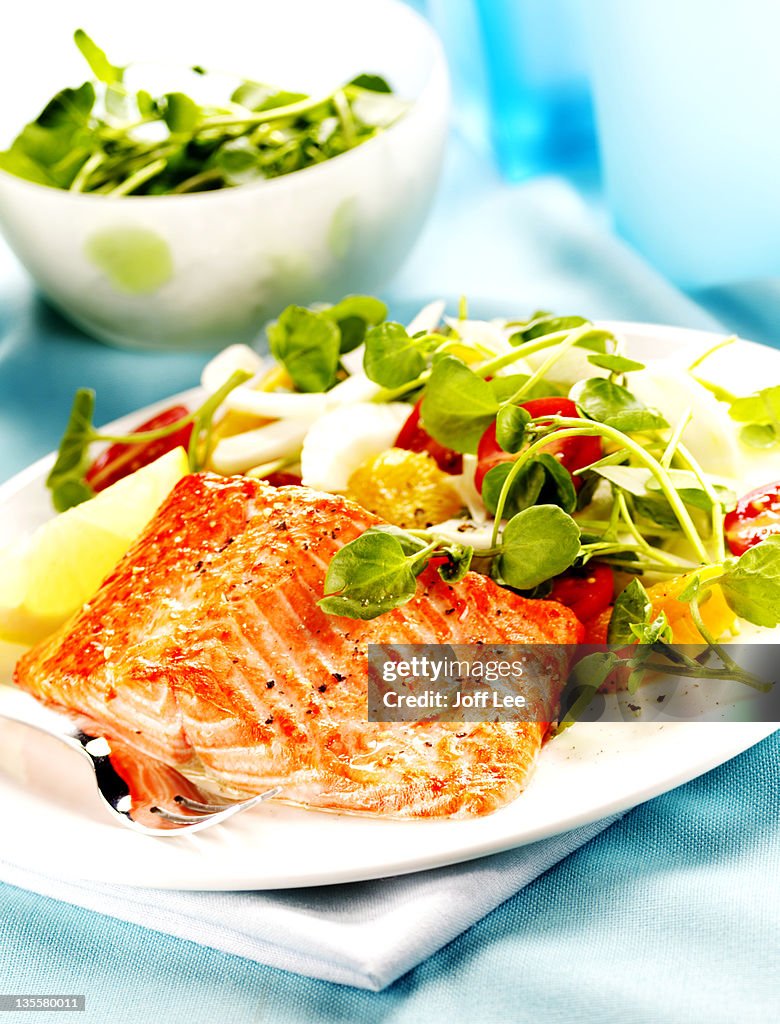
left=69, top=150, right=104, bottom=192
left=107, top=156, right=167, bottom=196
left=688, top=598, right=770, bottom=690
left=687, top=334, right=737, bottom=372
left=490, top=418, right=710, bottom=563
left=501, top=327, right=591, bottom=406
left=675, top=442, right=726, bottom=563
left=474, top=329, right=579, bottom=379
left=614, top=492, right=684, bottom=567
left=661, top=407, right=692, bottom=468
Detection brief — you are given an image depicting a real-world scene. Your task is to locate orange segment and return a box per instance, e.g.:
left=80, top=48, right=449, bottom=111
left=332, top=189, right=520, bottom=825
left=646, top=575, right=736, bottom=644
left=347, top=448, right=463, bottom=529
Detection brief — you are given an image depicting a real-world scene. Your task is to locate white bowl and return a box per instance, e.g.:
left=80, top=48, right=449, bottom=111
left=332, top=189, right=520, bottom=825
left=0, top=0, right=448, bottom=349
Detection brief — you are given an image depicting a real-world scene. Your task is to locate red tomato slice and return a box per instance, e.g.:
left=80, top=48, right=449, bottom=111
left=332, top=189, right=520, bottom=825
left=549, top=562, right=614, bottom=623
left=395, top=399, right=463, bottom=475
left=724, top=480, right=780, bottom=555
left=85, top=404, right=193, bottom=492
left=474, top=396, right=601, bottom=492
left=264, top=472, right=302, bottom=487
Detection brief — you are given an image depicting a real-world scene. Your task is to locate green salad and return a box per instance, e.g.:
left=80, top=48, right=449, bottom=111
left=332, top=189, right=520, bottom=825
left=0, top=30, right=406, bottom=196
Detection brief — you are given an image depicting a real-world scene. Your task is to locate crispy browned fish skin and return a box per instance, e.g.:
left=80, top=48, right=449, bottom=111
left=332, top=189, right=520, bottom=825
left=15, top=475, right=583, bottom=818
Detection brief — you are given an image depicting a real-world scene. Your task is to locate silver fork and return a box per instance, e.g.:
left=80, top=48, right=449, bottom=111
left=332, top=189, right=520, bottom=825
left=0, top=689, right=280, bottom=836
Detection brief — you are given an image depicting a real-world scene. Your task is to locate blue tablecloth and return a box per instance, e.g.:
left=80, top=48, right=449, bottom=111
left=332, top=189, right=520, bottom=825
left=1, top=135, right=778, bottom=1022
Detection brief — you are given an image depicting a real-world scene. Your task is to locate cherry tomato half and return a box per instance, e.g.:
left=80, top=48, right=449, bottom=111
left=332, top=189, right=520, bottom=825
left=264, top=472, right=302, bottom=487
left=395, top=399, right=463, bottom=475
left=85, top=404, right=194, bottom=492
left=549, top=562, right=615, bottom=624
left=724, top=480, right=780, bottom=555
left=474, top=397, right=601, bottom=492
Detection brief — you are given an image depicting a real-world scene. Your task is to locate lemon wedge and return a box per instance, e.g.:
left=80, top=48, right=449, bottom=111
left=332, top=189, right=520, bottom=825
left=0, top=447, right=189, bottom=646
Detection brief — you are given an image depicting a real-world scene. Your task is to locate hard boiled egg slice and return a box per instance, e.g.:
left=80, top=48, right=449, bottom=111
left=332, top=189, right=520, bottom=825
left=301, top=402, right=412, bottom=492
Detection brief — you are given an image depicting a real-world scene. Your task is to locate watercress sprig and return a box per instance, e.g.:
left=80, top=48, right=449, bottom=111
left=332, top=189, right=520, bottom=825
left=266, top=297, right=387, bottom=392
left=319, top=505, right=582, bottom=619
left=0, top=31, right=406, bottom=196
left=46, top=369, right=250, bottom=511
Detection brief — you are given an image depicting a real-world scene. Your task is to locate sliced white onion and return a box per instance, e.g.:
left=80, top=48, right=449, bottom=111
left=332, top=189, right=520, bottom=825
left=211, top=418, right=314, bottom=475
left=201, top=344, right=265, bottom=394
left=428, top=518, right=496, bottom=549
left=629, top=364, right=740, bottom=477
left=339, top=344, right=365, bottom=377
left=225, top=387, right=330, bottom=419
left=407, top=299, right=445, bottom=336
left=325, top=372, right=382, bottom=405
left=301, top=402, right=411, bottom=492
left=443, top=317, right=512, bottom=358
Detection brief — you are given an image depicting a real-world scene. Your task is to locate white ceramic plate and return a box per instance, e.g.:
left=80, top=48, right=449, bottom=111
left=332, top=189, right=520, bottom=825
left=0, top=321, right=777, bottom=890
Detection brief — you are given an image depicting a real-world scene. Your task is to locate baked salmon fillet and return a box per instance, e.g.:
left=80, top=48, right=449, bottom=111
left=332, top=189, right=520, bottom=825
left=14, top=474, right=583, bottom=818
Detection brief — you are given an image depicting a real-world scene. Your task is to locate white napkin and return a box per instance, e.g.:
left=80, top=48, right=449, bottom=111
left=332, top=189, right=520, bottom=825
left=0, top=814, right=620, bottom=990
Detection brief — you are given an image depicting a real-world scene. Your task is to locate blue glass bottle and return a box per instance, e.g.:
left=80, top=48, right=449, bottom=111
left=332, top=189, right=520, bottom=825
left=425, top=0, right=597, bottom=180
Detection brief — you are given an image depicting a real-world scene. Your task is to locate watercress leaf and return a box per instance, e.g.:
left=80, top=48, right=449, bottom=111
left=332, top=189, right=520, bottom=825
left=557, top=651, right=619, bottom=731
left=369, top=523, right=429, bottom=557
left=231, top=81, right=307, bottom=111
left=719, top=535, right=780, bottom=627
left=489, top=374, right=566, bottom=402
left=348, top=73, right=392, bottom=93
left=591, top=465, right=652, bottom=496
left=326, top=295, right=387, bottom=353
left=644, top=471, right=735, bottom=511
left=188, top=369, right=252, bottom=470
left=52, top=478, right=96, bottom=512
left=675, top=574, right=701, bottom=604
left=587, top=353, right=645, bottom=373
left=73, top=29, right=123, bottom=85
left=577, top=378, right=668, bottom=431
left=497, top=505, right=581, bottom=590
left=421, top=356, right=499, bottom=453
left=437, top=543, right=473, bottom=583
left=318, top=532, right=418, bottom=619
left=740, top=423, right=778, bottom=449
left=136, top=89, right=159, bottom=118
left=0, top=143, right=54, bottom=186
left=608, top=578, right=652, bottom=645
left=267, top=306, right=341, bottom=393
left=572, top=329, right=614, bottom=354
left=6, top=83, right=96, bottom=186
left=495, top=405, right=530, bottom=453
left=677, top=484, right=736, bottom=512
left=164, top=92, right=201, bottom=134
left=363, top=322, right=426, bottom=387
left=575, top=470, right=601, bottom=511
left=632, top=494, right=680, bottom=530
left=481, top=461, right=545, bottom=519
left=510, top=315, right=589, bottom=346
left=213, top=137, right=263, bottom=185
left=728, top=385, right=780, bottom=424
left=45, top=388, right=97, bottom=511
left=489, top=375, right=529, bottom=402
left=627, top=667, right=646, bottom=695
left=629, top=611, right=672, bottom=644
left=534, top=453, right=577, bottom=513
